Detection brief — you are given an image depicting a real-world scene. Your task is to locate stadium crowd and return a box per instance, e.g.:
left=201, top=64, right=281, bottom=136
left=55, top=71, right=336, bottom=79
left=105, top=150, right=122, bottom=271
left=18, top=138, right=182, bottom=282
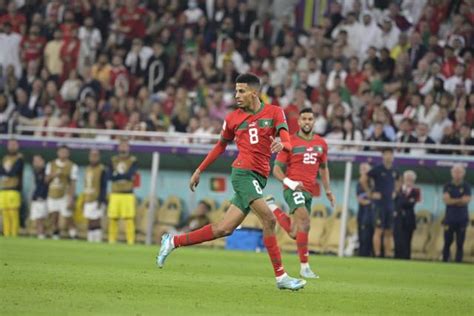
left=0, top=0, right=473, bottom=152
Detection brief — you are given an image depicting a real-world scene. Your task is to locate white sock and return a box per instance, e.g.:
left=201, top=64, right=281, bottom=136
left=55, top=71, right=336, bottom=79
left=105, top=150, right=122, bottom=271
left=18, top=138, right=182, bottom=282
left=300, top=262, right=310, bottom=270
left=275, top=272, right=288, bottom=282
left=87, top=231, right=93, bottom=242
left=69, top=228, right=77, bottom=239
left=267, top=203, right=278, bottom=212
left=94, top=229, right=103, bottom=242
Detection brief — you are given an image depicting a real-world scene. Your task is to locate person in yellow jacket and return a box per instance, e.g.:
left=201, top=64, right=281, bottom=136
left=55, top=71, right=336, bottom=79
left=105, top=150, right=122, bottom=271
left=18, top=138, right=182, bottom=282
left=45, top=145, right=78, bottom=239
left=0, top=139, right=24, bottom=237
left=108, top=139, right=138, bottom=245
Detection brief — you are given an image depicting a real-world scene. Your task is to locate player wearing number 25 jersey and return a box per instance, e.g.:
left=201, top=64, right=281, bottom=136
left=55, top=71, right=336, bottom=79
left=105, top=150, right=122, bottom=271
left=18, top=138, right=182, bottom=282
left=268, top=108, right=335, bottom=279
left=157, top=73, right=307, bottom=291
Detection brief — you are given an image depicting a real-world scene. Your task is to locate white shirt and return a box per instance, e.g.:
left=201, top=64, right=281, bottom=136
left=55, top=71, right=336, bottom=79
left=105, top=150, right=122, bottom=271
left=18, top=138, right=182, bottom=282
left=417, top=104, right=440, bottom=126
left=429, top=118, right=453, bottom=143
left=444, top=75, right=472, bottom=95
left=0, top=31, right=22, bottom=78
left=125, top=46, right=154, bottom=72
left=78, top=26, right=102, bottom=57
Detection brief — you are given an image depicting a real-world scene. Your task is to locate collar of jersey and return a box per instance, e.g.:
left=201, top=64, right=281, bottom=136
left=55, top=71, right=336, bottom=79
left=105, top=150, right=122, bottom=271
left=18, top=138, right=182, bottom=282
left=242, top=101, right=264, bottom=115
left=296, top=130, right=313, bottom=141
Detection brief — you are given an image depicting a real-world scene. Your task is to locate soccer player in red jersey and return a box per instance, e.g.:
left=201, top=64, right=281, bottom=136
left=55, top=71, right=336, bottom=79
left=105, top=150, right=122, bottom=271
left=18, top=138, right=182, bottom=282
left=268, top=108, right=335, bottom=279
left=157, top=73, right=306, bottom=290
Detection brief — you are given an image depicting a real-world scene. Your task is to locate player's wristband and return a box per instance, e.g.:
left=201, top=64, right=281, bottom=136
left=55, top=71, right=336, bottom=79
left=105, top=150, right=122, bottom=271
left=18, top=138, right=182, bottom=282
left=283, top=177, right=299, bottom=191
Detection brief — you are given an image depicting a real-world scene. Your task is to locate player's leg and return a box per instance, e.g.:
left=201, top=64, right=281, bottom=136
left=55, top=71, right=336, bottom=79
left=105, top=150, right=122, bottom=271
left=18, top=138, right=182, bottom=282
left=454, top=224, right=466, bottom=263
left=123, top=194, right=136, bottom=245
left=47, top=198, right=60, bottom=239
left=251, top=198, right=307, bottom=290
left=382, top=209, right=394, bottom=257
left=107, top=194, right=120, bottom=243
left=31, top=201, right=47, bottom=239
left=372, top=205, right=383, bottom=257
left=293, top=206, right=317, bottom=278
left=6, top=191, right=20, bottom=236
left=265, top=196, right=291, bottom=234
left=442, top=224, right=454, bottom=262
left=61, top=197, right=76, bottom=239
left=156, top=204, right=246, bottom=267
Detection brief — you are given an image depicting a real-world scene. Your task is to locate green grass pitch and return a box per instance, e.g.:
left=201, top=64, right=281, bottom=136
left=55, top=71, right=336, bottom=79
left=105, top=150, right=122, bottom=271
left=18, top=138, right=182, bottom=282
left=0, top=238, right=473, bottom=315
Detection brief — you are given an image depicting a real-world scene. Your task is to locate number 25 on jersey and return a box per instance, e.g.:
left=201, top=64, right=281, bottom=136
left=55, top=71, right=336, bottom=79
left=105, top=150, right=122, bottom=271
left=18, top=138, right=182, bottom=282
left=303, top=153, right=318, bottom=164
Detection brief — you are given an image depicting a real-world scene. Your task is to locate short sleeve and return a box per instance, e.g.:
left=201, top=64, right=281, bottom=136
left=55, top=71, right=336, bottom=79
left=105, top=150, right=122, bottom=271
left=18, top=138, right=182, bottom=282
left=70, top=164, right=79, bottom=181
left=275, top=150, right=289, bottom=168
left=274, top=107, right=288, bottom=133
left=320, top=140, right=328, bottom=163
left=220, top=116, right=234, bottom=142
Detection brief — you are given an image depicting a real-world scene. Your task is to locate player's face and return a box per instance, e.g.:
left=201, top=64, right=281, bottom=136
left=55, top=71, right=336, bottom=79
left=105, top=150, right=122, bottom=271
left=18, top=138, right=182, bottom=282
left=7, top=140, right=18, bottom=154
left=89, top=150, right=100, bottom=165
left=58, top=148, right=69, bottom=160
left=119, top=142, right=129, bottom=156
left=382, top=150, right=393, bottom=166
left=235, top=83, right=256, bottom=109
left=33, top=155, right=44, bottom=169
left=298, top=112, right=314, bottom=134
left=451, top=166, right=465, bottom=182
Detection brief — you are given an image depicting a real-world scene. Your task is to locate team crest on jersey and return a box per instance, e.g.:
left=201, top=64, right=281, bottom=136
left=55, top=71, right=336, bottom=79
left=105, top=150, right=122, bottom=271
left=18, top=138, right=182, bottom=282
left=249, top=122, right=257, bottom=127
left=314, top=146, right=323, bottom=153
left=307, top=147, right=314, bottom=152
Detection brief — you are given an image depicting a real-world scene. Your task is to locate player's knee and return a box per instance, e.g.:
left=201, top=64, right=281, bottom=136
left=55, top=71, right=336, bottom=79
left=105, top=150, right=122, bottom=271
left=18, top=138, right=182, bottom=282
left=299, top=218, right=310, bottom=233
left=214, top=224, right=234, bottom=237
left=262, top=215, right=276, bottom=230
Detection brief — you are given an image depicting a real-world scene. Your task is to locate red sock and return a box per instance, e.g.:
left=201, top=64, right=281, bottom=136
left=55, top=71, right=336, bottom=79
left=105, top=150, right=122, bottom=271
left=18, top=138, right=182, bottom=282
left=273, top=208, right=291, bottom=234
left=173, top=224, right=215, bottom=247
left=296, top=232, right=309, bottom=264
left=263, top=235, right=285, bottom=277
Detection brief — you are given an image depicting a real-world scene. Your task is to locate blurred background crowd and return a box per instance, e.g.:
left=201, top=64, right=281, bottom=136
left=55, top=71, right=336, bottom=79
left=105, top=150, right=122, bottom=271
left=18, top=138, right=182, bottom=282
left=0, top=0, right=473, bottom=153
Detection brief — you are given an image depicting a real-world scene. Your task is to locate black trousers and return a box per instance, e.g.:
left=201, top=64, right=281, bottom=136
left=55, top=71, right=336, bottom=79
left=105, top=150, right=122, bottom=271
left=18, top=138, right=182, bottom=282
left=393, top=219, right=414, bottom=259
left=358, top=223, right=374, bottom=257
left=443, top=223, right=467, bottom=263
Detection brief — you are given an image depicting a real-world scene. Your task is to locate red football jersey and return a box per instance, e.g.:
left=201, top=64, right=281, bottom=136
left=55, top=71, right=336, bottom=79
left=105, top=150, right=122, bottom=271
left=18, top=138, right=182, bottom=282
left=275, top=132, right=328, bottom=196
left=20, top=36, right=46, bottom=62
left=221, top=102, right=288, bottom=177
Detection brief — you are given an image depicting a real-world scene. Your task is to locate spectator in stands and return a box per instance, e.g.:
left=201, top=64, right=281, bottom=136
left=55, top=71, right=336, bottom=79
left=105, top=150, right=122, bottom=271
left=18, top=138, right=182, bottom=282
left=342, top=117, right=363, bottom=151
left=30, top=155, right=48, bottom=239
left=411, top=122, right=436, bottom=156
left=357, top=162, right=373, bottom=257
left=0, top=22, right=22, bottom=79
left=438, top=125, right=460, bottom=155
left=416, top=94, right=440, bottom=127
left=396, top=118, right=417, bottom=153
left=442, top=164, right=471, bottom=263
left=459, top=124, right=474, bottom=155
left=18, top=103, right=60, bottom=136
left=429, top=107, right=452, bottom=143
left=393, top=170, right=420, bottom=260
left=45, top=145, right=78, bottom=240
left=369, top=147, right=399, bottom=258
left=365, top=121, right=391, bottom=151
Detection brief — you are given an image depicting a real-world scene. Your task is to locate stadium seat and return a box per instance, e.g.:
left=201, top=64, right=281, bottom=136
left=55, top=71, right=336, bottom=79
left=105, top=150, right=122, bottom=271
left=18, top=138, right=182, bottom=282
left=154, top=196, right=183, bottom=242
left=135, top=197, right=160, bottom=243
left=322, top=206, right=347, bottom=254
left=411, top=210, right=433, bottom=259
left=308, top=204, right=328, bottom=253
left=200, top=199, right=227, bottom=248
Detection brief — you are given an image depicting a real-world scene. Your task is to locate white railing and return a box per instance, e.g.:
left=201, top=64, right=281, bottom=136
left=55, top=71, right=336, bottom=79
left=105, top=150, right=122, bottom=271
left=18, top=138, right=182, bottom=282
left=13, top=125, right=474, bottom=153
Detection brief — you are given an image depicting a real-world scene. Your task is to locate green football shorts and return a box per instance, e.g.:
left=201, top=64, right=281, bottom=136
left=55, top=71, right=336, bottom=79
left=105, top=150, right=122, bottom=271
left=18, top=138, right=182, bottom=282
left=283, top=189, right=313, bottom=214
left=230, top=168, right=267, bottom=215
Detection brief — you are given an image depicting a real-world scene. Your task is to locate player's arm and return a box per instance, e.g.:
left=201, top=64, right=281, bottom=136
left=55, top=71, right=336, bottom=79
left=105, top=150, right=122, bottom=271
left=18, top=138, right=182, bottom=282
left=99, top=169, right=108, bottom=205
left=273, top=151, right=304, bottom=191
left=45, top=162, right=56, bottom=183
left=272, top=108, right=291, bottom=152
left=457, top=185, right=471, bottom=206
left=68, top=164, right=79, bottom=208
left=319, top=142, right=335, bottom=207
left=189, top=139, right=228, bottom=191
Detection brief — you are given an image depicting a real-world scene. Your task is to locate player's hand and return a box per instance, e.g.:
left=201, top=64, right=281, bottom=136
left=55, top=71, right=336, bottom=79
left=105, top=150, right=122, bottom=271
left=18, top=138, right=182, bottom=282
left=189, top=169, right=201, bottom=192
left=326, top=191, right=336, bottom=208
left=270, top=136, right=283, bottom=153
left=372, top=192, right=381, bottom=200
left=295, top=181, right=305, bottom=191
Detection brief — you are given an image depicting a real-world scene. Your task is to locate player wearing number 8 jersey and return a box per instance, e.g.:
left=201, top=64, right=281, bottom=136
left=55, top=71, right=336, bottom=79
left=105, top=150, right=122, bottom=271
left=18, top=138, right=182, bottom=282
left=267, top=108, right=335, bottom=279
left=157, top=73, right=307, bottom=291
